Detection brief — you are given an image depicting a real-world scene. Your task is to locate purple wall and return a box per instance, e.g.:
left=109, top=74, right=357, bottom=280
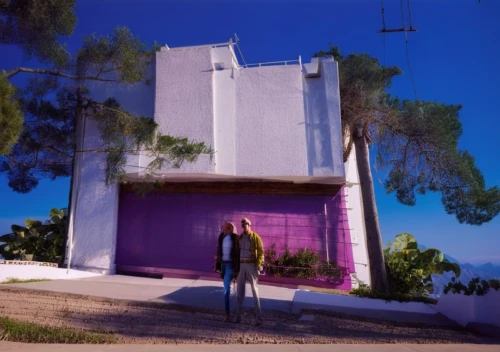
left=116, top=189, right=355, bottom=289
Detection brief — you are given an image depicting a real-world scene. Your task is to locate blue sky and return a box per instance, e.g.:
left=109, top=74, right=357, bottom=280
left=1, top=0, right=499, bottom=265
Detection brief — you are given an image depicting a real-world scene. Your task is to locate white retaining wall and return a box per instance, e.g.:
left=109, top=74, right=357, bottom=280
left=434, top=290, right=500, bottom=327
left=292, top=289, right=436, bottom=315
left=0, top=265, right=101, bottom=281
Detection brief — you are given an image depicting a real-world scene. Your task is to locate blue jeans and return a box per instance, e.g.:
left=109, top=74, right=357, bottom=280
left=222, top=262, right=234, bottom=314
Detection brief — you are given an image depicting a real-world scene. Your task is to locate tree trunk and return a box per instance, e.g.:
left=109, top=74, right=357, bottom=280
left=61, top=88, right=84, bottom=268
left=353, top=127, right=389, bottom=292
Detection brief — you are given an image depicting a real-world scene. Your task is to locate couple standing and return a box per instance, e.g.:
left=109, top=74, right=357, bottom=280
left=215, top=217, right=264, bottom=325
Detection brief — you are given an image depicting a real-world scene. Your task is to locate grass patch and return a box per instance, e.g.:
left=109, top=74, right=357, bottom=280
left=350, top=287, right=438, bottom=304
left=1, top=277, right=51, bottom=284
left=0, top=316, right=117, bottom=344
left=297, top=284, right=437, bottom=304
left=298, top=285, right=350, bottom=296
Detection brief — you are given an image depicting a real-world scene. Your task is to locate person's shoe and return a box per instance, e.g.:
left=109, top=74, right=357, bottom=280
left=255, top=318, right=263, bottom=326
left=223, top=314, right=230, bottom=322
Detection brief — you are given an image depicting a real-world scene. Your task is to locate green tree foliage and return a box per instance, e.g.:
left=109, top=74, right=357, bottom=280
left=378, top=99, right=500, bottom=225
left=315, top=44, right=500, bottom=292
left=316, top=46, right=402, bottom=161
left=0, top=0, right=76, bottom=66
left=76, top=26, right=155, bottom=84
left=1, top=24, right=212, bottom=192
left=316, top=44, right=500, bottom=226
left=91, top=97, right=212, bottom=184
left=315, top=46, right=402, bottom=292
left=0, top=76, right=22, bottom=155
left=0, top=77, right=74, bottom=192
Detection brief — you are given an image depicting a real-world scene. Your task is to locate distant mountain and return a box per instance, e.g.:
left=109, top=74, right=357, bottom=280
left=411, top=244, right=500, bottom=296
left=431, top=261, right=500, bottom=296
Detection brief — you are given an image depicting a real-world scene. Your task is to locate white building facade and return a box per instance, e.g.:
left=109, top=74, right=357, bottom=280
left=68, top=41, right=370, bottom=289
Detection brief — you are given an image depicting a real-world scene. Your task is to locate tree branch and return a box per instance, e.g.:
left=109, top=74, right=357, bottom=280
left=402, top=137, right=411, bottom=176
left=40, top=160, right=73, bottom=165
left=7, top=150, right=39, bottom=169
left=4, top=67, right=121, bottom=82
left=41, top=145, right=73, bottom=159
left=83, top=100, right=132, bottom=118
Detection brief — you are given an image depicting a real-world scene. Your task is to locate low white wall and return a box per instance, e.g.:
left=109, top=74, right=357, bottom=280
left=435, top=290, right=500, bottom=327
left=0, top=265, right=101, bottom=281
left=292, top=290, right=436, bottom=314
left=434, top=292, right=475, bottom=327
left=475, top=290, right=500, bottom=327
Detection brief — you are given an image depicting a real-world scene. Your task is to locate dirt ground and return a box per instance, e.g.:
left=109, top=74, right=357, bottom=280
left=0, top=286, right=497, bottom=345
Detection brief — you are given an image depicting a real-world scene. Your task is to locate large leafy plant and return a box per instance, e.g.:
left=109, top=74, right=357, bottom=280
left=384, top=233, right=460, bottom=295
left=0, top=208, right=67, bottom=263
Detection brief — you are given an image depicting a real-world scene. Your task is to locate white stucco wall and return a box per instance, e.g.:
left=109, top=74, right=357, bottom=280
left=71, top=120, right=120, bottom=273
left=475, top=289, right=500, bottom=327
left=0, top=265, right=101, bottom=281
left=318, top=59, right=345, bottom=177
left=344, top=142, right=371, bottom=286
left=141, top=43, right=344, bottom=182
left=71, top=67, right=155, bottom=273
left=435, top=290, right=500, bottom=328
left=235, top=65, right=308, bottom=176
left=212, top=46, right=237, bottom=175
left=303, top=59, right=343, bottom=178
left=154, top=46, right=216, bottom=174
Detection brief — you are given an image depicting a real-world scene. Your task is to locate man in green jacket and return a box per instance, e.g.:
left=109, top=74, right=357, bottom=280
left=234, top=217, right=264, bottom=325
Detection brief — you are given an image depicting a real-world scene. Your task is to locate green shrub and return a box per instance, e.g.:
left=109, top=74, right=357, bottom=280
left=0, top=208, right=66, bottom=264
left=443, top=277, right=500, bottom=296
left=264, top=244, right=341, bottom=280
left=350, top=286, right=437, bottom=304
left=490, top=279, right=500, bottom=291
left=384, top=233, right=460, bottom=295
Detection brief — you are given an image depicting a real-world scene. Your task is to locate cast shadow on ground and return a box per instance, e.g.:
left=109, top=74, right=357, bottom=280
left=153, top=285, right=293, bottom=313
left=68, top=285, right=500, bottom=344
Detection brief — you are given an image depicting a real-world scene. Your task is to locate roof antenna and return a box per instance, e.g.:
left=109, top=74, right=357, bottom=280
left=234, top=33, right=248, bottom=68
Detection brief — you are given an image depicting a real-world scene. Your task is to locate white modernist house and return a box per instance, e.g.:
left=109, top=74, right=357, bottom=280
left=67, top=40, right=370, bottom=290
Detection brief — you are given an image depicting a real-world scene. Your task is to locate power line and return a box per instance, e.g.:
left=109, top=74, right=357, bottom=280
left=399, top=0, right=418, bottom=100
left=378, top=0, right=417, bottom=37
left=407, top=0, right=414, bottom=30
left=381, top=0, right=386, bottom=65
left=379, top=0, right=418, bottom=99
left=404, top=41, right=417, bottom=100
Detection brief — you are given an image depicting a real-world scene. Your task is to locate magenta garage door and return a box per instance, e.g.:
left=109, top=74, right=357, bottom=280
left=116, top=189, right=355, bottom=289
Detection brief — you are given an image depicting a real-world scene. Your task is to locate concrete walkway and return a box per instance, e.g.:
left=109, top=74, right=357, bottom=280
left=0, top=342, right=498, bottom=352
left=9, top=274, right=294, bottom=313
left=7, top=274, right=454, bottom=326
